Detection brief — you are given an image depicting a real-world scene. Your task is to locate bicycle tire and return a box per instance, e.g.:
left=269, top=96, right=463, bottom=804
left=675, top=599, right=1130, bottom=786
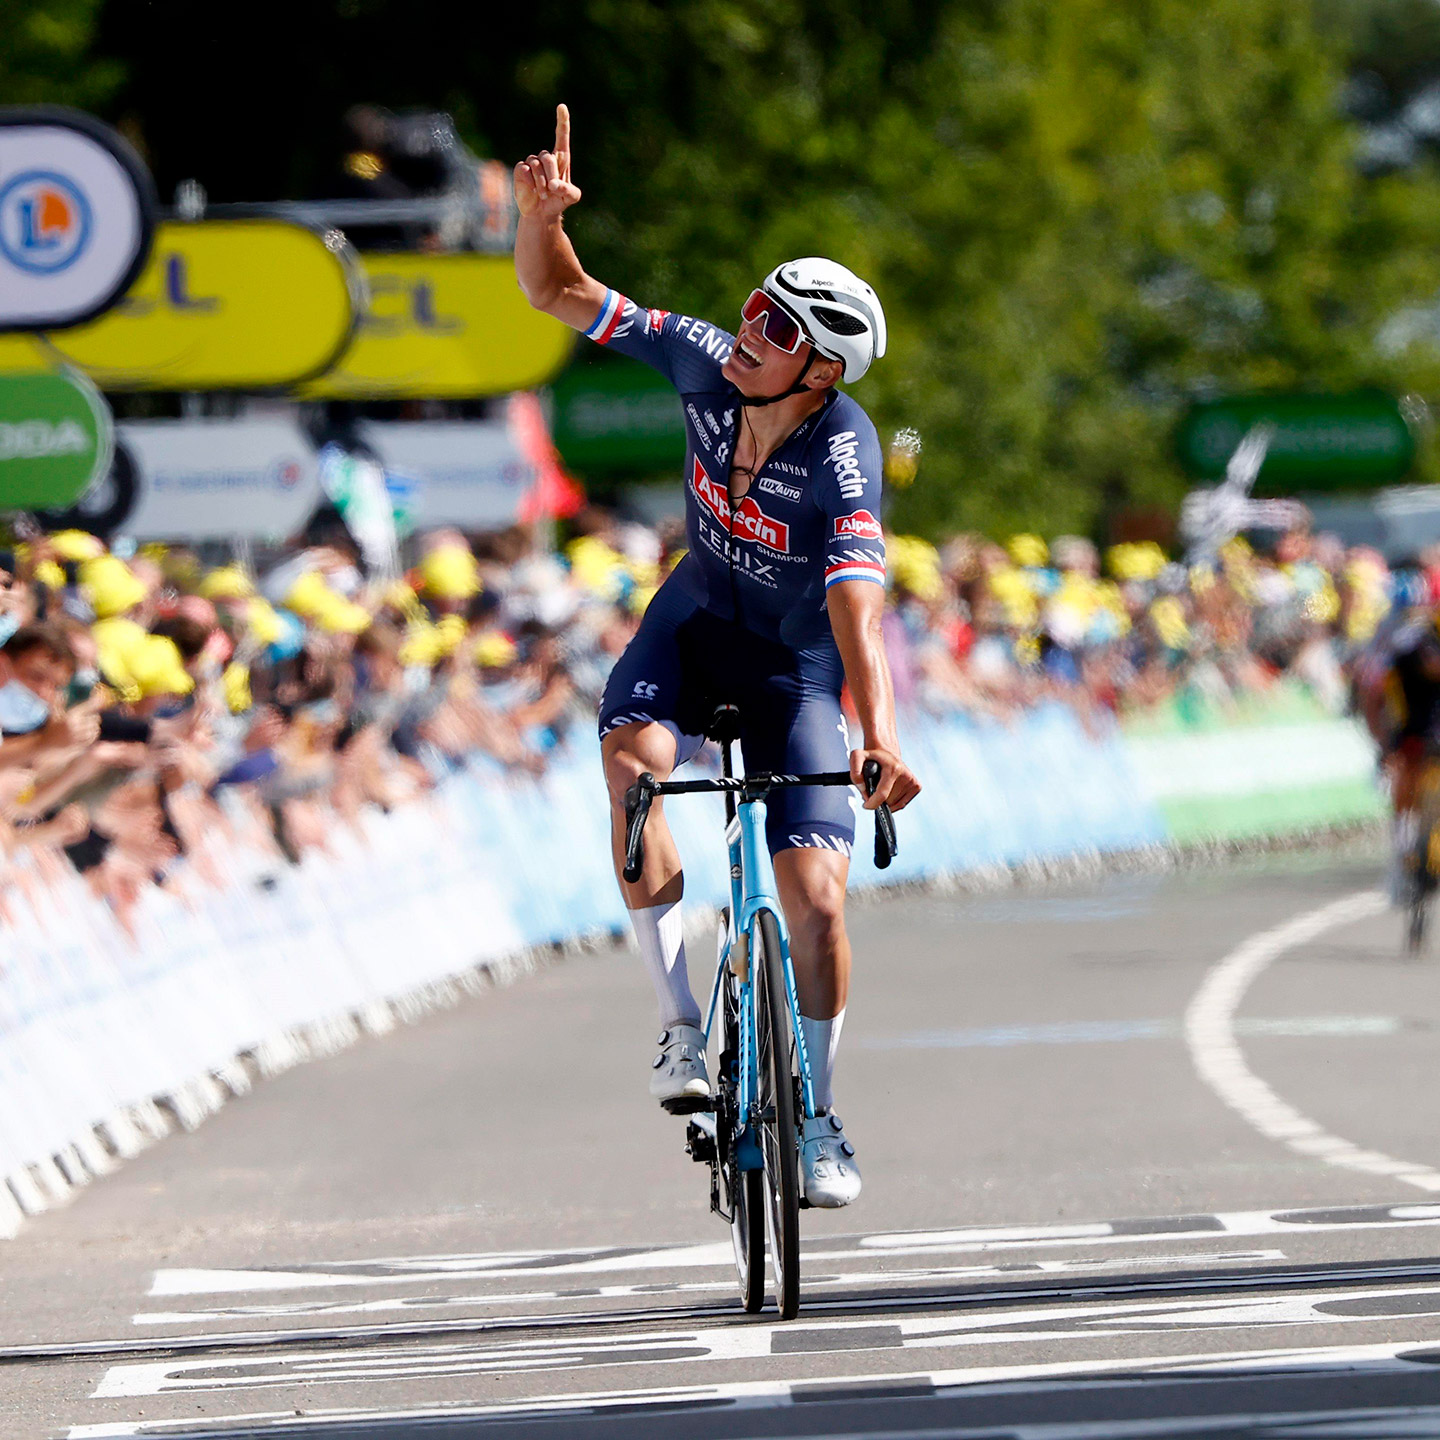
left=753, top=907, right=801, bottom=1319
left=1410, top=827, right=1436, bottom=957
left=720, top=939, right=765, bottom=1313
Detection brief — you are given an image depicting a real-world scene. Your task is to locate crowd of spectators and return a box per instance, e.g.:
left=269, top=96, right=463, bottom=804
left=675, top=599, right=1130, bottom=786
left=0, top=504, right=1414, bottom=935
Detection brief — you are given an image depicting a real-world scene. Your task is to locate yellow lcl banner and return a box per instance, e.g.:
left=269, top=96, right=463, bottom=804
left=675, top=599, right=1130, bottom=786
left=44, top=220, right=363, bottom=389
left=300, top=254, right=573, bottom=399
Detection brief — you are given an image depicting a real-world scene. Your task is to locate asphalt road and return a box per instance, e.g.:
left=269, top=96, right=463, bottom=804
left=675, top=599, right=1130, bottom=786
left=13, top=846, right=1440, bottom=1437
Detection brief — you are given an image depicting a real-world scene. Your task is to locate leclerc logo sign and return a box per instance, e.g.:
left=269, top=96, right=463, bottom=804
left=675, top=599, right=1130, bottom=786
left=0, top=107, right=156, bottom=333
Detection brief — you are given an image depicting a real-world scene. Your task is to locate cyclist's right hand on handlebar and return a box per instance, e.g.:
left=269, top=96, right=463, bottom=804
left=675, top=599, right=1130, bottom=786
left=850, top=746, right=920, bottom=811
left=514, top=103, right=582, bottom=219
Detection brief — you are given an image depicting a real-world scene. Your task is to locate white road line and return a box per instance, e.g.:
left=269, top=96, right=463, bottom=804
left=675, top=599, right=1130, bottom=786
left=132, top=1250, right=1285, bottom=1327
left=145, top=1202, right=1440, bottom=1297
left=1183, top=889, right=1440, bottom=1191
left=91, top=1277, right=1440, bottom=1396
left=65, top=1339, right=1440, bottom=1435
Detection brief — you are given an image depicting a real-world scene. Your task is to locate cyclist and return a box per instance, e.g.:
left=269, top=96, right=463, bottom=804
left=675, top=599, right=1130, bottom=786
left=1359, top=608, right=1440, bottom=902
left=515, top=106, right=920, bottom=1208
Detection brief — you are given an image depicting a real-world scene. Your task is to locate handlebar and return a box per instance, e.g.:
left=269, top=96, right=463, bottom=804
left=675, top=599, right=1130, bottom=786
left=622, top=765, right=898, bottom=884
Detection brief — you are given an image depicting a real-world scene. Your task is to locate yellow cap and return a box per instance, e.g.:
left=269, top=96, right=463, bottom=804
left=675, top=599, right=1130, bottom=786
left=473, top=630, right=518, bottom=668
left=245, top=598, right=285, bottom=646
left=49, top=530, right=106, bottom=562
left=199, top=565, right=255, bottom=600
left=1006, top=534, right=1049, bottom=568
left=418, top=545, right=481, bottom=601
left=81, top=555, right=147, bottom=619
left=222, top=661, right=252, bottom=714
left=128, top=634, right=194, bottom=698
left=33, top=560, right=65, bottom=590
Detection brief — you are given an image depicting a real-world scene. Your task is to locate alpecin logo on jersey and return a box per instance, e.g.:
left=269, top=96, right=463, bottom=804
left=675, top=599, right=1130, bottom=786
left=691, top=458, right=791, bottom=554
left=827, top=430, right=868, bottom=500
left=834, top=509, right=882, bottom=542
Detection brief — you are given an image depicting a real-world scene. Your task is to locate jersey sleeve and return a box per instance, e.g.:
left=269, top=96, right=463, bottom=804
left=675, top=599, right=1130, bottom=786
left=818, top=418, right=887, bottom=590
left=583, top=287, right=734, bottom=394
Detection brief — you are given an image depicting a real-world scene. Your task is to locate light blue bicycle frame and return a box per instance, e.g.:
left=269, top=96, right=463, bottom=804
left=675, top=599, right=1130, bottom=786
left=700, top=791, right=815, bottom=1171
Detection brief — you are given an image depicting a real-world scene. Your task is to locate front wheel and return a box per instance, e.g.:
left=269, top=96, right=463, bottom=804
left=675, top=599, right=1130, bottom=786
left=720, top=924, right=765, bottom=1313
left=753, top=907, right=801, bottom=1319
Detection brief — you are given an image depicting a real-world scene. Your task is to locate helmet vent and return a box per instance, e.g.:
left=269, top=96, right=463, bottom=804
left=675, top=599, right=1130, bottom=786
left=811, top=304, right=867, bottom=336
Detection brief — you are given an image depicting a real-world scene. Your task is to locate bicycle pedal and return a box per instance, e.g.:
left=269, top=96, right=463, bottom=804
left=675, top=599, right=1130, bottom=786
left=799, top=1197, right=812, bottom=1209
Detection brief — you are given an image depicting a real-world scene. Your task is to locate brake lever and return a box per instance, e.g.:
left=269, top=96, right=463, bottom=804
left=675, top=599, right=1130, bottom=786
left=623, top=773, right=655, bottom=883
left=860, top=758, right=897, bottom=870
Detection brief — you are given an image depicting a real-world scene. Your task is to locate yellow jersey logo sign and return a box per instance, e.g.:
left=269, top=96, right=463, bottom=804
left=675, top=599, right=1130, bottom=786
left=301, top=253, right=572, bottom=399
left=46, top=220, right=363, bottom=389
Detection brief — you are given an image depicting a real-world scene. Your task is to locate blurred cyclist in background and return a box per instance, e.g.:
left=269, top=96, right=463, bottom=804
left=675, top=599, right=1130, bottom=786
left=513, top=104, right=919, bottom=1208
left=1358, top=606, right=1440, bottom=902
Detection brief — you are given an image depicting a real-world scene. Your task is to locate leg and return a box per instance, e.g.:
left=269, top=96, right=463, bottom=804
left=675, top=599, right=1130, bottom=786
left=774, top=847, right=851, bottom=1114
left=773, top=846, right=851, bottom=1021
left=602, top=720, right=682, bottom=909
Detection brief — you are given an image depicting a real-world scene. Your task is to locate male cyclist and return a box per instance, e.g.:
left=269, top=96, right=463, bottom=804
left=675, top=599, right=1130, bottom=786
left=1359, top=607, right=1440, bottom=901
left=514, top=106, right=920, bottom=1208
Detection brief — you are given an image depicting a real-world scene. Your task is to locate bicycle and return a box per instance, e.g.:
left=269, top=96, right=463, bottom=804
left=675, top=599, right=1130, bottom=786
left=1406, top=754, right=1440, bottom=955
left=623, top=704, right=897, bottom=1319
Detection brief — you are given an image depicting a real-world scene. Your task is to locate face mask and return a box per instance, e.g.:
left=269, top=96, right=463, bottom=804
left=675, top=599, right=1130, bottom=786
left=0, top=679, right=50, bottom=735
left=0, top=614, right=20, bottom=649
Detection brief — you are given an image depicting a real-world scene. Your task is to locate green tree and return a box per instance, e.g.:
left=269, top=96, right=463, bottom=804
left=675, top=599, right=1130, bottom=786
left=0, top=0, right=121, bottom=111
left=569, top=0, right=1440, bottom=535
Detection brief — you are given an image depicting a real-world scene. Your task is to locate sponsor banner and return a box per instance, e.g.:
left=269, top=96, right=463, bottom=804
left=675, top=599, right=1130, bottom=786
left=357, top=420, right=535, bottom=529
left=46, top=221, right=363, bottom=389
left=301, top=254, right=573, bottom=399
left=550, top=355, right=684, bottom=473
left=113, top=420, right=322, bottom=542
left=1121, top=683, right=1384, bottom=842
left=0, top=107, right=156, bottom=332
left=0, top=366, right=113, bottom=510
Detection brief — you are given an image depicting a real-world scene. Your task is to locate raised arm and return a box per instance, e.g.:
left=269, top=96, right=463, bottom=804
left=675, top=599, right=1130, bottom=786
left=513, top=104, right=609, bottom=330
left=826, top=580, right=921, bottom=812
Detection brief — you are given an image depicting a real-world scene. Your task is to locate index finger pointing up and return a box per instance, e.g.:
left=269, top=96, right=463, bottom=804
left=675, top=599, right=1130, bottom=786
left=555, top=103, right=571, bottom=169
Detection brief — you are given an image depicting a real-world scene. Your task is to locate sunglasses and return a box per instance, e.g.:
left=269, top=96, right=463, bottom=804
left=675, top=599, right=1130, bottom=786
left=741, top=289, right=809, bottom=356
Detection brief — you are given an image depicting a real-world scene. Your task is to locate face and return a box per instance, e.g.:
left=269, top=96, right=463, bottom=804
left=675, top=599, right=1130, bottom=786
left=721, top=294, right=834, bottom=396
left=10, top=648, right=70, bottom=704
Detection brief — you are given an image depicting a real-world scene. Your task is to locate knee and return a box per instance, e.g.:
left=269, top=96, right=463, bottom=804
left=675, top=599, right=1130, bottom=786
left=602, top=729, right=673, bottom=805
left=788, top=869, right=847, bottom=955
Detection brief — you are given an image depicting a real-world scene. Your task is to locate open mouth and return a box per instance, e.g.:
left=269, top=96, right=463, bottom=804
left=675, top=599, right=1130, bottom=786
left=734, top=339, right=762, bottom=369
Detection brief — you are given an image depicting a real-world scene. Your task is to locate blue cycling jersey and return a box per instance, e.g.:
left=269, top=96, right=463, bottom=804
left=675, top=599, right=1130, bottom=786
left=585, top=288, right=887, bottom=651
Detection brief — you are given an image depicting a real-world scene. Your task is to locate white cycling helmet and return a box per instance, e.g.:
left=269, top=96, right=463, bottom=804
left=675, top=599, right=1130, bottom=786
left=761, top=257, right=887, bottom=384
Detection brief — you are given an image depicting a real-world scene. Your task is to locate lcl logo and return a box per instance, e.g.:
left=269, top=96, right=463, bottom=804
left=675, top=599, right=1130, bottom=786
left=362, top=277, right=461, bottom=336
left=0, top=172, right=92, bottom=274
left=118, top=253, right=219, bottom=315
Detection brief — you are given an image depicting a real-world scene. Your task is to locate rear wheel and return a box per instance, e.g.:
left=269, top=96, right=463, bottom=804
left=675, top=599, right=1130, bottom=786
left=753, top=907, right=800, bottom=1319
left=1409, top=827, right=1436, bottom=957
left=720, top=923, right=765, bottom=1313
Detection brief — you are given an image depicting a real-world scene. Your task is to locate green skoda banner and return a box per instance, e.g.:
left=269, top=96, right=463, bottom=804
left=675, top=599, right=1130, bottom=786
left=551, top=358, right=684, bottom=473
left=1176, top=391, right=1415, bottom=493
left=0, top=365, right=112, bottom=510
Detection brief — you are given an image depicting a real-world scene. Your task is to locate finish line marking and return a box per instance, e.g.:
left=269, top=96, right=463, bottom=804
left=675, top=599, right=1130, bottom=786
left=1183, top=888, right=1440, bottom=1191
left=65, top=1338, right=1440, bottom=1433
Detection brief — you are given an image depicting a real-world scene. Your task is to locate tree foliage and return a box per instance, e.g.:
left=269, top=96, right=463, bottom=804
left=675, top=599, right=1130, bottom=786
left=0, top=0, right=120, bottom=112
left=9, top=0, right=1440, bottom=534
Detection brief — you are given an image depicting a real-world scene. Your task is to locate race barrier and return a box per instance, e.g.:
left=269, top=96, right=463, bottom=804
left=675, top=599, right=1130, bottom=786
left=0, top=695, right=1380, bottom=1233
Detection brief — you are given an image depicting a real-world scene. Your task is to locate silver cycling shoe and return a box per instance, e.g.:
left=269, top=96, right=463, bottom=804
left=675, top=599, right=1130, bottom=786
left=649, top=1024, right=711, bottom=1113
left=801, top=1111, right=862, bottom=1208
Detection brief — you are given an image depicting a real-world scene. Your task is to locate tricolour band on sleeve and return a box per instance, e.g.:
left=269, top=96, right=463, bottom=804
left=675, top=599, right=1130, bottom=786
left=583, top=288, right=626, bottom=344
left=825, top=559, right=886, bottom=587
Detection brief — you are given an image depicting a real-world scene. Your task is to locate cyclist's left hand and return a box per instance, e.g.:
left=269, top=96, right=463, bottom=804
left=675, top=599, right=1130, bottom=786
left=850, top=746, right=921, bottom=811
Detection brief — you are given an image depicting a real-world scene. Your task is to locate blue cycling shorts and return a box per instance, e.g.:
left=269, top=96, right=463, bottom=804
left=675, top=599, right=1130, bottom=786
left=598, top=580, right=858, bottom=858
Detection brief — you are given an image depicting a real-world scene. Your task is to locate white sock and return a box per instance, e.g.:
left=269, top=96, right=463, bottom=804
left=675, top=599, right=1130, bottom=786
left=800, top=1008, right=846, bottom=1112
left=631, top=900, right=700, bottom=1029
